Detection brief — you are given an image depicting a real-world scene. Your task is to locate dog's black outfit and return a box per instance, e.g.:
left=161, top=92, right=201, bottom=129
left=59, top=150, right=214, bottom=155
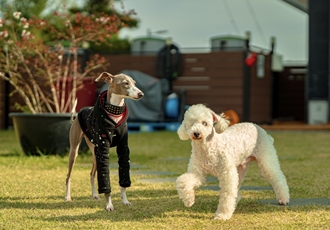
left=78, top=90, right=131, bottom=194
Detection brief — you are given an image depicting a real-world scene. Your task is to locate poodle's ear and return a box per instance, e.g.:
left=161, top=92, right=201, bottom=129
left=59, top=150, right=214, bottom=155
left=212, top=112, right=230, bottom=134
left=177, top=122, right=189, bottom=140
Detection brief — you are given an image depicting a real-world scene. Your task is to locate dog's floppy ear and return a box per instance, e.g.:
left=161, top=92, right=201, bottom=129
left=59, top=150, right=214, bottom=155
left=212, top=112, right=230, bottom=134
left=95, top=72, right=114, bottom=84
left=177, top=122, right=189, bottom=140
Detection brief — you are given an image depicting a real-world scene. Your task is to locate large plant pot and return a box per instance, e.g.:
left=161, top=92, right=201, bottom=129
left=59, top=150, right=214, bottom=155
left=9, top=113, right=88, bottom=156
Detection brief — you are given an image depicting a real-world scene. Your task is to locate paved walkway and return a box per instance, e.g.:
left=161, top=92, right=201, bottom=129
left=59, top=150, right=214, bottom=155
left=137, top=175, right=330, bottom=206
left=260, top=121, right=330, bottom=131
left=124, top=158, right=330, bottom=207
left=103, top=151, right=330, bottom=207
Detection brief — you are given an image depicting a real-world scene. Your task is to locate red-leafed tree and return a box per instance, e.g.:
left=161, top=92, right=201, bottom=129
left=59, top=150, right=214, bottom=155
left=0, top=5, right=136, bottom=113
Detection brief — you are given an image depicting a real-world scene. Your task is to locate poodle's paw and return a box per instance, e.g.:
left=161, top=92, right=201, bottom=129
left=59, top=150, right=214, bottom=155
left=181, top=191, right=195, bottom=207
left=278, top=198, right=289, bottom=205
left=214, top=213, right=232, bottom=221
left=183, top=198, right=195, bottom=207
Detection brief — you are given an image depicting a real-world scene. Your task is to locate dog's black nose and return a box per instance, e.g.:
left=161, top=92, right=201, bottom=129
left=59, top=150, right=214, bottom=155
left=138, top=92, right=144, bottom=98
left=193, top=132, right=200, bottom=138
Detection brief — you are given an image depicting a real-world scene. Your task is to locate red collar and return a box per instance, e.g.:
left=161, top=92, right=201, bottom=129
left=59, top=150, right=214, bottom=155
left=99, top=91, right=128, bottom=127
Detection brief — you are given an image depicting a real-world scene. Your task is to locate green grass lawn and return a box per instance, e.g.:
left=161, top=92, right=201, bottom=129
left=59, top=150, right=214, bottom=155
left=1, top=129, right=330, bottom=229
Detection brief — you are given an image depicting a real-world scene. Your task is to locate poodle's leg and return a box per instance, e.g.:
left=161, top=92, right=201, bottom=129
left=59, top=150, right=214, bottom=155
left=236, top=164, right=249, bottom=205
left=214, top=167, right=239, bottom=221
left=176, top=172, right=205, bottom=207
left=257, top=149, right=290, bottom=205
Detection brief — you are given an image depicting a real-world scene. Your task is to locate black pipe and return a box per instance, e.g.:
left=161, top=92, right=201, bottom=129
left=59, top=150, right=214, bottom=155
left=4, top=72, right=10, bottom=129
left=243, top=31, right=251, bottom=122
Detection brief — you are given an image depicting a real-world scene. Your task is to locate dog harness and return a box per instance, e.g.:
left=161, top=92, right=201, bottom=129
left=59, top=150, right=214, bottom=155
left=78, top=90, right=131, bottom=194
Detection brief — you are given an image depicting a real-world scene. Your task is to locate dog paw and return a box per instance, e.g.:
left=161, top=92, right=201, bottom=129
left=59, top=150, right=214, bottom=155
left=180, top=191, right=195, bottom=207
left=121, top=196, right=131, bottom=206
left=278, top=199, right=289, bottom=205
left=183, top=199, right=195, bottom=207
left=92, top=194, right=100, bottom=200
left=214, top=213, right=232, bottom=221
left=122, top=200, right=132, bottom=206
left=121, top=193, right=131, bottom=206
left=106, top=203, right=114, bottom=212
left=64, top=197, right=72, bottom=201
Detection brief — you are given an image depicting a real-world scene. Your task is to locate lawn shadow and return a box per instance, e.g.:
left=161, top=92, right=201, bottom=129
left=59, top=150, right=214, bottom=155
left=20, top=189, right=330, bottom=223
left=0, top=152, right=23, bottom=157
left=2, top=188, right=330, bottom=223
left=259, top=198, right=330, bottom=206
left=0, top=195, right=106, bottom=210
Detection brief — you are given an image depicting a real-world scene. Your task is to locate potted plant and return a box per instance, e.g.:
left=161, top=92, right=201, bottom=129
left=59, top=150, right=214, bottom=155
left=0, top=7, right=134, bottom=155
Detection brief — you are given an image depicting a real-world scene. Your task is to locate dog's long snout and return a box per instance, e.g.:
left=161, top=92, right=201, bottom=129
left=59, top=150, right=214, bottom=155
left=138, top=91, right=144, bottom=99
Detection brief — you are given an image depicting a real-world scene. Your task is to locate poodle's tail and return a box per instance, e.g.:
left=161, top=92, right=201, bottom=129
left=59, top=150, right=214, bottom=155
left=267, top=134, right=274, bottom=144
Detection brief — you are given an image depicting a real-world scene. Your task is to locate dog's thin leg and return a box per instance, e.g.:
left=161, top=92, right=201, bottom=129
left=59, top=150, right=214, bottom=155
left=65, top=119, right=83, bottom=201
left=104, top=188, right=131, bottom=211
left=90, top=157, right=99, bottom=199
left=104, top=193, right=114, bottom=211
left=120, top=187, right=131, bottom=206
left=85, top=139, right=99, bottom=200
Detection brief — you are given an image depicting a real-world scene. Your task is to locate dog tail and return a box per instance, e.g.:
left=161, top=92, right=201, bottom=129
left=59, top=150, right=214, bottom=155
left=70, top=99, right=78, bottom=124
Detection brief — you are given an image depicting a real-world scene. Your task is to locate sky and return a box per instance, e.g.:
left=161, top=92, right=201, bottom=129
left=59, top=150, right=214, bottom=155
left=114, top=0, right=308, bottom=64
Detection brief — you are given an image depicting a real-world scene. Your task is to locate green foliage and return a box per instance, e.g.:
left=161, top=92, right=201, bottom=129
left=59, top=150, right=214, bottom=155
left=14, top=102, right=33, bottom=113
left=1, top=130, right=330, bottom=229
left=68, top=0, right=138, bottom=28
left=68, top=0, right=138, bottom=53
left=90, top=35, right=131, bottom=53
left=0, top=0, right=48, bottom=18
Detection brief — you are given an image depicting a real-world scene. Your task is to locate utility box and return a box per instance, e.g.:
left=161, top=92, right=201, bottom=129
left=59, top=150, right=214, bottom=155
left=271, top=53, right=284, bottom=72
left=131, top=37, right=166, bottom=55
left=210, top=35, right=245, bottom=51
left=308, top=100, right=328, bottom=124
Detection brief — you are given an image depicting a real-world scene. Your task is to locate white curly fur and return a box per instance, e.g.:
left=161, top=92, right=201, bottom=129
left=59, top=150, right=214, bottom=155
left=176, top=104, right=290, bottom=220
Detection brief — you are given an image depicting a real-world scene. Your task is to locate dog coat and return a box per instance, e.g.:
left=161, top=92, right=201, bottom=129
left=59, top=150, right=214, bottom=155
left=78, top=90, right=131, bottom=194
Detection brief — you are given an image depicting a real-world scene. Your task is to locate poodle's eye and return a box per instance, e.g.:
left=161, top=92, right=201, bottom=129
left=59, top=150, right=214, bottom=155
left=202, top=121, right=207, bottom=126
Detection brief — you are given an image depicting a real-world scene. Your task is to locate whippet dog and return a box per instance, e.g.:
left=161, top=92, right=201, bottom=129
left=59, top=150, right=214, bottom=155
left=65, top=72, right=144, bottom=211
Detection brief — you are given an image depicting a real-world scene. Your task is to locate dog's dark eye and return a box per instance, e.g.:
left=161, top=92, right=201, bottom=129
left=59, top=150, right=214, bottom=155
left=202, top=121, right=207, bottom=126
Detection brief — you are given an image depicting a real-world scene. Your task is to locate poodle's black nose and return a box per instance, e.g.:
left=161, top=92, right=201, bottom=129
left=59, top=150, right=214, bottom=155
left=193, top=132, right=200, bottom=138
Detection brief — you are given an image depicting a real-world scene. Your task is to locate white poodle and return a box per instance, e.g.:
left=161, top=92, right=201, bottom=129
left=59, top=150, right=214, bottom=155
left=175, top=104, right=290, bottom=220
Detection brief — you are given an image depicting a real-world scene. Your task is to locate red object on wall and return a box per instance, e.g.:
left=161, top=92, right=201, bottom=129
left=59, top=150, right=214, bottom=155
left=245, top=52, right=257, bottom=67
left=60, top=78, right=96, bottom=112
left=76, top=78, right=96, bottom=110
